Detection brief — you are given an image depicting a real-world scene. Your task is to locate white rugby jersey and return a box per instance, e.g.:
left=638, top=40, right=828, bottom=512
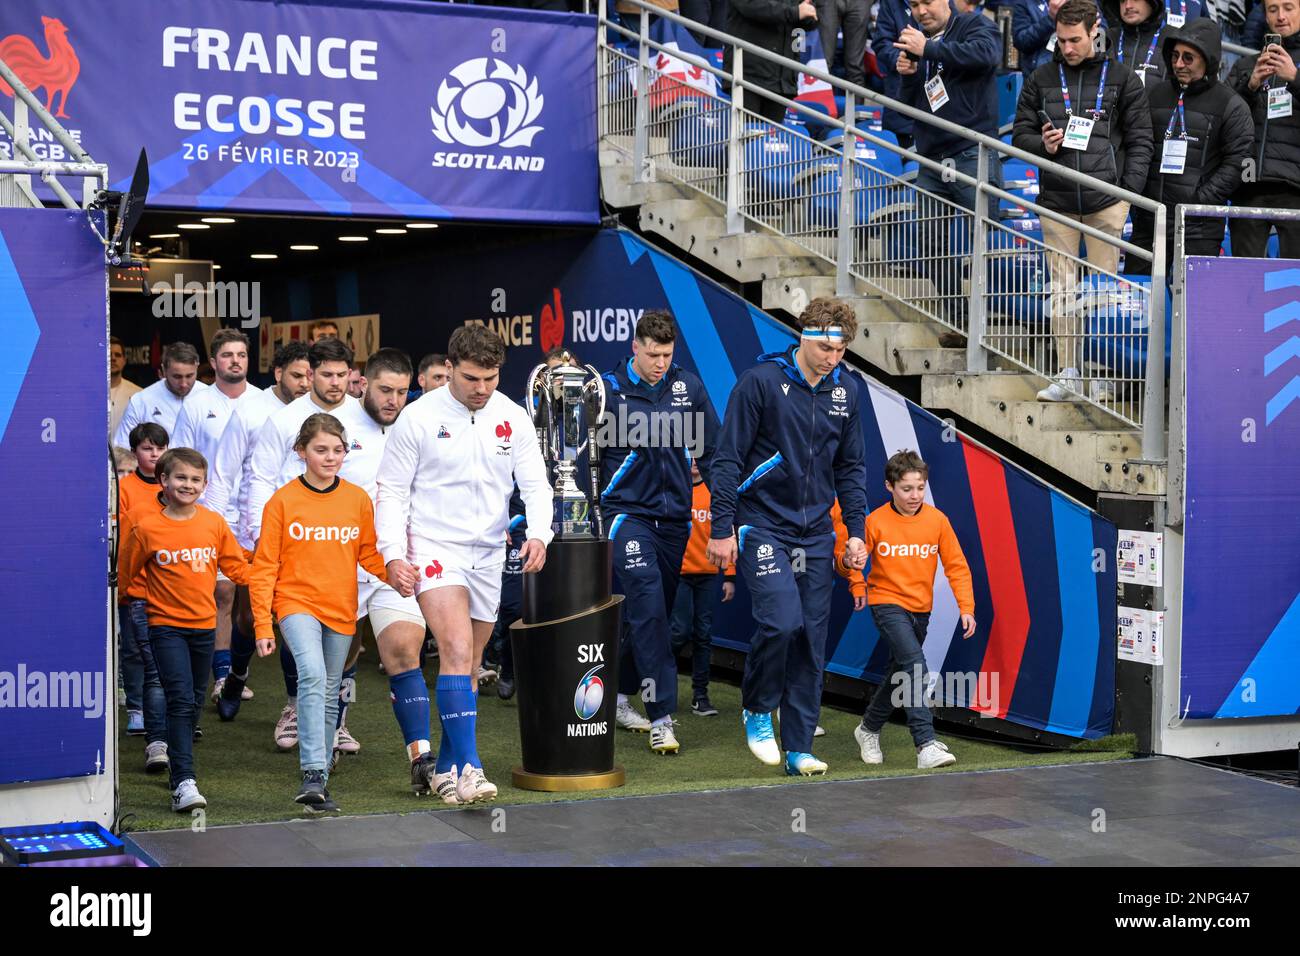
left=375, top=385, right=553, bottom=562
left=112, top=378, right=209, bottom=449
left=246, top=392, right=360, bottom=543
left=207, top=388, right=289, bottom=547
left=170, top=383, right=263, bottom=505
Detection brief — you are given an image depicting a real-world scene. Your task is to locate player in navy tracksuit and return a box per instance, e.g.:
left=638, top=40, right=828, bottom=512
left=707, top=298, right=868, bottom=776
left=600, top=311, right=720, bottom=755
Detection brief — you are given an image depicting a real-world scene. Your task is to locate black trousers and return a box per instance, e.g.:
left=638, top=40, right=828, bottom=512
left=1229, top=184, right=1300, bottom=259
left=1128, top=207, right=1223, bottom=277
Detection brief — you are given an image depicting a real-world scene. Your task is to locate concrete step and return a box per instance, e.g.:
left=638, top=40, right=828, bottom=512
left=1008, top=399, right=1133, bottom=433
left=922, top=372, right=1165, bottom=494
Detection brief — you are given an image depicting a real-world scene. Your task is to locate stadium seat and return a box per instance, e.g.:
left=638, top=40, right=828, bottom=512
left=1080, top=275, right=1173, bottom=379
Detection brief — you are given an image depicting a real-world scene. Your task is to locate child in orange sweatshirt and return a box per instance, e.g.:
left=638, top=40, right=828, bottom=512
left=855, top=450, right=975, bottom=771
left=116, top=422, right=169, bottom=739
left=119, top=447, right=251, bottom=812
left=250, top=413, right=388, bottom=814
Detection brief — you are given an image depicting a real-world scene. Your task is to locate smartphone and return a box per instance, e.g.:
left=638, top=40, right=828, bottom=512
left=1037, top=109, right=1056, bottom=130
left=1265, top=33, right=1282, bottom=50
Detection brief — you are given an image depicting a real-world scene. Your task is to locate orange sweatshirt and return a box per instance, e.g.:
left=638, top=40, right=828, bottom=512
left=119, top=505, right=251, bottom=629
left=250, top=476, right=388, bottom=640
left=831, top=499, right=867, bottom=599
left=865, top=502, right=975, bottom=615
left=681, top=482, right=735, bottom=577
left=118, top=469, right=159, bottom=522
left=119, top=493, right=166, bottom=603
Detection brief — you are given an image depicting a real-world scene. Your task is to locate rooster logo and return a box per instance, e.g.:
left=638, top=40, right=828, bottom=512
left=424, top=560, right=443, bottom=580
left=0, top=16, right=79, bottom=119
left=495, top=421, right=512, bottom=441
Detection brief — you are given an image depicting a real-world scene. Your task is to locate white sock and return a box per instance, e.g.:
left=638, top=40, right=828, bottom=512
left=651, top=715, right=672, bottom=728
left=617, top=694, right=628, bottom=707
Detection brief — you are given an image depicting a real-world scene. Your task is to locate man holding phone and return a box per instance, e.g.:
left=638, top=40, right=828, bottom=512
left=1227, top=0, right=1300, bottom=258
left=1012, top=0, right=1152, bottom=402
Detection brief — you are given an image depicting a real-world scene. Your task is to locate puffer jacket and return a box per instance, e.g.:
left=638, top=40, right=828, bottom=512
left=724, top=0, right=816, bottom=103
left=1137, top=19, right=1254, bottom=240
left=1013, top=47, right=1155, bottom=213
left=1103, top=0, right=1171, bottom=86
left=1227, top=28, right=1300, bottom=191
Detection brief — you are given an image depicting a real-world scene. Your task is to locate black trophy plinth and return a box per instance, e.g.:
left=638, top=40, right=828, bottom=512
left=510, top=537, right=625, bottom=791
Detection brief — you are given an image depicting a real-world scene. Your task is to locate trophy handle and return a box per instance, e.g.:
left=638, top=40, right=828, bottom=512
left=524, top=363, right=550, bottom=459
left=574, top=371, right=606, bottom=459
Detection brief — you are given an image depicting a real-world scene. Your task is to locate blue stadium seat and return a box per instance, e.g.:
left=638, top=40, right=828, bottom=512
left=997, top=73, right=1023, bottom=131
left=667, top=97, right=729, bottom=170
left=1081, top=275, right=1173, bottom=378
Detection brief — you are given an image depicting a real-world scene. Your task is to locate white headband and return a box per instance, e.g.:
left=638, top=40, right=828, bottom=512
left=801, top=326, right=845, bottom=344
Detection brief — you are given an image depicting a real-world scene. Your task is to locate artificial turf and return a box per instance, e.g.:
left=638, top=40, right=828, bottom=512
left=116, top=647, right=1134, bottom=832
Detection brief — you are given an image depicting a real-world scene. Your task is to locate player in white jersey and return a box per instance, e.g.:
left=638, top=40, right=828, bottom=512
left=170, top=330, right=264, bottom=704
left=212, top=341, right=312, bottom=722
left=112, top=341, right=209, bottom=448
left=378, top=325, right=554, bottom=804
left=242, top=336, right=359, bottom=749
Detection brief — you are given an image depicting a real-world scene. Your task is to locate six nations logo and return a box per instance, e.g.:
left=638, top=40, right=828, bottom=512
left=430, top=57, right=546, bottom=172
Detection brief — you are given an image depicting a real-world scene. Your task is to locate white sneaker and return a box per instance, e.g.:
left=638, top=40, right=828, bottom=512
left=1088, top=378, right=1117, bottom=402
left=477, top=665, right=498, bottom=685
left=649, top=722, right=680, bottom=754
left=854, top=724, right=883, bottom=765
left=1036, top=368, right=1082, bottom=402
left=241, top=684, right=254, bottom=701
left=917, top=740, right=958, bottom=769
left=813, top=724, right=826, bottom=738
left=210, top=677, right=225, bottom=702
left=615, top=699, right=652, bottom=732
left=455, top=765, right=499, bottom=804
left=171, top=778, right=207, bottom=812
left=274, top=704, right=298, bottom=751
left=335, top=722, right=361, bottom=754
left=433, top=768, right=461, bottom=805
left=144, top=741, right=169, bottom=773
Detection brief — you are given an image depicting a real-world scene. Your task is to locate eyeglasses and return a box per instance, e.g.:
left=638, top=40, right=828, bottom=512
left=1171, top=51, right=1201, bottom=64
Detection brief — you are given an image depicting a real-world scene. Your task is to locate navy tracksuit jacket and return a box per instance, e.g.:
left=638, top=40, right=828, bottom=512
left=709, top=347, right=868, bottom=753
left=600, top=358, right=720, bottom=719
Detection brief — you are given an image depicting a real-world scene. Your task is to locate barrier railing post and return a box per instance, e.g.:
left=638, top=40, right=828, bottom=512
left=967, top=143, right=989, bottom=372
left=633, top=9, right=651, bottom=183
left=725, top=48, right=744, bottom=235
left=1143, top=205, right=1168, bottom=460
left=1168, top=205, right=1188, bottom=525
left=835, top=93, right=856, bottom=296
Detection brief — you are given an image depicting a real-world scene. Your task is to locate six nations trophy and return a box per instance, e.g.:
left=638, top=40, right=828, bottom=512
left=508, top=353, right=626, bottom=791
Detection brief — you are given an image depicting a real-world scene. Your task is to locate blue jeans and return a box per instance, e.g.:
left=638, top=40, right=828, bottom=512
left=279, top=614, right=352, bottom=774
left=118, top=604, right=144, bottom=712
left=914, top=144, right=1002, bottom=311
left=126, top=601, right=167, bottom=745
left=861, top=604, right=935, bottom=747
left=150, top=624, right=215, bottom=789
left=670, top=573, right=720, bottom=698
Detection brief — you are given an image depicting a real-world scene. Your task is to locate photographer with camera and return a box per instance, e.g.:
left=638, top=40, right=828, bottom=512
left=1227, top=0, right=1300, bottom=257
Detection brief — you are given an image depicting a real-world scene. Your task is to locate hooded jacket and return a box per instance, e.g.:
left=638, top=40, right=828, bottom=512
left=1013, top=45, right=1154, bottom=213
left=898, top=5, right=1002, bottom=159
left=708, top=348, right=867, bottom=544
left=598, top=359, right=720, bottom=523
left=1227, top=28, right=1300, bottom=192
left=1137, top=20, right=1254, bottom=239
left=1104, top=0, right=1171, bottom=86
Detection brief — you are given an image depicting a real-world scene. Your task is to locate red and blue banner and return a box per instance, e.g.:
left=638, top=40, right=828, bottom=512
left=0, top=208, right=108, bottom=785
left=0, top=0, right=598, bottom=223
left=265, top=227, right=1118, bottom=739
left=1183, top=257, right=1300, bottom=719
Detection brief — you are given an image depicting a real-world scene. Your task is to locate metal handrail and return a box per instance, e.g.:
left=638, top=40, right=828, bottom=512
left=600, top=0, right=1168, bottom=458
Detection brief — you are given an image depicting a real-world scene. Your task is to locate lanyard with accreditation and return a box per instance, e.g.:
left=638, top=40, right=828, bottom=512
left=1059, top=59, right=1107, bottom=151
left=1116, top=23, right=1162, bottom=85
left=1159, top=92, right=1188, bottom=174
